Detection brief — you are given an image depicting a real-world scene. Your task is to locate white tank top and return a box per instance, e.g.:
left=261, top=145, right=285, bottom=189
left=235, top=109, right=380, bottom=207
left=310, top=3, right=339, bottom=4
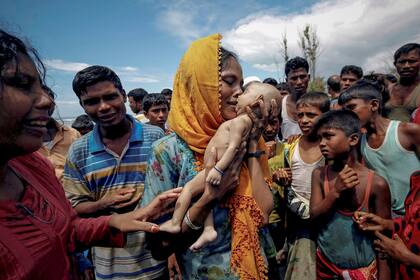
left=281, top=95, right=301, bottom=140
left=290, top=142, right=325, bottom=200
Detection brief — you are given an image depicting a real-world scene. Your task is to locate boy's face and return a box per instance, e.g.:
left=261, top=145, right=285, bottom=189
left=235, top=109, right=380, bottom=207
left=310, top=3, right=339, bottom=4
left=297, top=104, right=323, bottom=136
left=262, top=116, right=280, bottom=142
left=318, top=127, right=356, bottom=160
left=145, top=104, right=168, bottom=129
left=342, top=98, right=374, bottom=127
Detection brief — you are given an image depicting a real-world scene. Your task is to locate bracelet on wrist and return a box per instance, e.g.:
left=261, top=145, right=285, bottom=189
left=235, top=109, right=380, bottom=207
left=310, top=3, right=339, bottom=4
left=184, top=210, right=203, bottom=231
left=213, top=166, right=224, bottom=176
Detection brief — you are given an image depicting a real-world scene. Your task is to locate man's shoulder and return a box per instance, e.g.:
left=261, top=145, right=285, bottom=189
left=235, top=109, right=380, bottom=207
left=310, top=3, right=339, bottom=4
left=140, top=123, right=165, bottom=141
left=67, top=132, right=91, bottom=160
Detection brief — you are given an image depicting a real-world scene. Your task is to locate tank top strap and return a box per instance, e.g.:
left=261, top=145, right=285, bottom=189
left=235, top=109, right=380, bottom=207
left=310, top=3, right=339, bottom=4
left=361, top=171, right=374, bottom=211
left=323, top=166, right=330, bottom=194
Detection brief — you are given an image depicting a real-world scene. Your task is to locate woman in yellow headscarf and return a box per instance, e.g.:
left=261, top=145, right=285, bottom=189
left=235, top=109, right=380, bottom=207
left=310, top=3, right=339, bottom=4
left=141, top=33, right=274, bottom=280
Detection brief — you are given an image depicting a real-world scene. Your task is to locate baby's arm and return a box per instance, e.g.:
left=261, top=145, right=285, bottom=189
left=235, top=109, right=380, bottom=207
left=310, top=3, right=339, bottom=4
left=207, top=118, right=249, bottom=185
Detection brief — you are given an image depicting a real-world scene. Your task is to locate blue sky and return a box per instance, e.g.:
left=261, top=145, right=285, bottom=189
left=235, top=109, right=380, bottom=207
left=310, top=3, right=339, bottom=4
left=1, top=0, right=419, bottom=118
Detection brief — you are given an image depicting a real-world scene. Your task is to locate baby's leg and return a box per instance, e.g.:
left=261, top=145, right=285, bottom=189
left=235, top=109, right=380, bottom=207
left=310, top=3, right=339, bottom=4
left=189, top=211, right=217, bottom=252
left=160, top=171, right=206, bottom=233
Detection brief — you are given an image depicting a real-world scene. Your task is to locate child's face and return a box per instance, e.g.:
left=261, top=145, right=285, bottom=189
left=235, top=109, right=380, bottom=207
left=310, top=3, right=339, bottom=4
left=342, top=98, right=374, bottom=127
left=145, top=104, right=169, bottom=129
left=297, top=104, right=323, bottom=136
left=262, top=116, right=280, bottom=142
left=318, top=127, right=355, bottom=160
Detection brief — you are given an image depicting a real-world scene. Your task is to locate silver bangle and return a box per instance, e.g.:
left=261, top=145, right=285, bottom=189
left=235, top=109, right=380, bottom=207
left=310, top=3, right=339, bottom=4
left=184, top=210, right=202, bottom=230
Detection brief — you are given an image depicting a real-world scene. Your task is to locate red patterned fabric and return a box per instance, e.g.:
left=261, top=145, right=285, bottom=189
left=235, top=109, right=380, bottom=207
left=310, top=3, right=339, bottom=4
left=0, top=152, right=125, bottom=280
left=393, top=170, right=420, bottom=280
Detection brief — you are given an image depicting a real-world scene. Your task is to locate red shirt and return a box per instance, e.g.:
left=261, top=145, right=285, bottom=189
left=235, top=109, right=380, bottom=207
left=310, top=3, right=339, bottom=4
left=0, top=152, right=125, bottom=280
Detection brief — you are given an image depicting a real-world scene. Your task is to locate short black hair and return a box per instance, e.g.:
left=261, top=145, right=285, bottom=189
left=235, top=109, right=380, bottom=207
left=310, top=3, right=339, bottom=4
left=263, top=77, right=278, bottom=86
left=296, top=91, right=331, bottom=113
left=314, top=110, right=360, bottom=137
left=142, top=93, right=168, bottom=113
left=127, top=88, right=148, bottom=102
left=285, top=57, right=309, bottom=77
left=72, top=114, right=94, bottom=130
left=338, top=79, right=383, bottom=112
left=327, top=75, right=341, bottom=92
left=161, top=88, right=172, bottom=96
left=0, top=29, right=46, bottom=86
left=394, top=43, right=420, bottom=62
left=72, top=65, right=123, bottom=98
left=340, top=65, right=363, bottom=79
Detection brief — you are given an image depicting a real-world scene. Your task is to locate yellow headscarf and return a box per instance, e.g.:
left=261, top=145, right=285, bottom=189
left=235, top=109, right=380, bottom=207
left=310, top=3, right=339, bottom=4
left=168, top=33, right=268, bottom=280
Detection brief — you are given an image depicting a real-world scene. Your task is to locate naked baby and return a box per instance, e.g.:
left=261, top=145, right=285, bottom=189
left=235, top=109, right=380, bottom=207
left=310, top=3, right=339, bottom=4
left=160, top=82, right=281, bottom=251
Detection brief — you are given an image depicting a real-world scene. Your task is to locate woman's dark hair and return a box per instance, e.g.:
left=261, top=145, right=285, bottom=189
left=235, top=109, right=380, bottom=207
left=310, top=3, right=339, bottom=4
left=220, top=47, right=238, bottom=71
left=72, top=65, right=123, bottom=98
left=0, top=30, right=46, bottom=87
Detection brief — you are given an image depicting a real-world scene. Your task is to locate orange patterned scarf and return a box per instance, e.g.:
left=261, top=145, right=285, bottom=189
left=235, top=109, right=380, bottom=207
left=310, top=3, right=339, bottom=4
left=168, top=33, right=268, bottom=279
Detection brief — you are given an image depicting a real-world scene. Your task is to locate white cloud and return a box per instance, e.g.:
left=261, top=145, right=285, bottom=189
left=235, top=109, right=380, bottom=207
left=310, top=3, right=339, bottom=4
left=118, top=66, right=139, bottom=72
left=223, top=0, right=420, bottom=78
left=126, top=76, right=159, bottom=83
left=55, top=100, right=79, bottom=105
left=44, top=59, right=90, bottom=72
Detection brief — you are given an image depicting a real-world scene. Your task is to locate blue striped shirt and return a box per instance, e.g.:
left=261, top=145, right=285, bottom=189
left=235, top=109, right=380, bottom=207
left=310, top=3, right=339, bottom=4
left=63, top=115, right=166, bottom=280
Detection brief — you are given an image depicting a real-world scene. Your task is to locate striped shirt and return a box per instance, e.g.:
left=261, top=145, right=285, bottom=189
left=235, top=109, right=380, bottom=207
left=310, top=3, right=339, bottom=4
left=63, top=115, right=166, bottom=280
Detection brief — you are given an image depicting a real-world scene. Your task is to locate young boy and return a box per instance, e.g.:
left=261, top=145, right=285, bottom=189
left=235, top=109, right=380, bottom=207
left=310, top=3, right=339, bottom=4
left=275, top=92, right=329, bottom=280
left=159, top=82, right=281, bottom=251
left=142, top=93, right=170, bottom=133
left=338, top=80, right=420, bottom=216
left=310, top=110, right=391, bottom=279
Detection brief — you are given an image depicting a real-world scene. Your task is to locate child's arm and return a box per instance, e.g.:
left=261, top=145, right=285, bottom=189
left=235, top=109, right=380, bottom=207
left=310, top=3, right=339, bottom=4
left=400, top=122, right=420, bottom=158
left=207, top=118, right=249, bottom=185
left=371, top=174, right=392, bottom=280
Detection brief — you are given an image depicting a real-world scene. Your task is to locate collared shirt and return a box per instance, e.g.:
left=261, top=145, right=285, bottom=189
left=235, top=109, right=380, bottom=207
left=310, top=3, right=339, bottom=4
left=63, top=115, right=166, bottom=280
left=38, top=125, right=81, bottom=182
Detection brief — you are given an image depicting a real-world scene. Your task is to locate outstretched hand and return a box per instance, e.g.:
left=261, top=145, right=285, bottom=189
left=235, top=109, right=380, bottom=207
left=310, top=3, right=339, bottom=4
left=246, top=98, right=278, bottom=143
left=354, top=211, right=394, bottom=232
left=374, top=232, right=411, bottom=264
left=108, top=188, right=182, bottom=233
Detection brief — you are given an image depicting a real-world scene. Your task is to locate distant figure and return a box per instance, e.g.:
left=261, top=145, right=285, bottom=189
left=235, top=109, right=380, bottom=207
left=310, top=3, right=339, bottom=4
left=385, top=43, right=420, bottom=122
left=161, top=88, right=173, bottom=108
left=281, top=56, right=311, bottom=139
left=71, top=114, right=94, bottom=135
left=276, top=82, right=293, bottom=97
left=340, top=65, right=363, bottom=92
left=263, top=77, right=278, bottom=86
left=327, top=75, right=341, bottom=99
left=328, top=75, right=342, bottom=110
left=38, top=86, right=81, bottom=182
left=127, top=88, right=148, bottom=122
left=142, top=93, right=169, bottom=132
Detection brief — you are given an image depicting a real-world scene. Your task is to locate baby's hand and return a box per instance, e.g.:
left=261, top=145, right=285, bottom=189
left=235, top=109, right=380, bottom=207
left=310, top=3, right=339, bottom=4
left=206, top=168, right=223, bottom=185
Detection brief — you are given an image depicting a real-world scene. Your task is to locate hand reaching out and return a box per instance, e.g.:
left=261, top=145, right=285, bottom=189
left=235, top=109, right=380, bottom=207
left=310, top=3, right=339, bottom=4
left=108, top=188, right=182, bottom=233
left=272, top=168, right=292, bottom=186
left=354, top=211, right=394, bottom=232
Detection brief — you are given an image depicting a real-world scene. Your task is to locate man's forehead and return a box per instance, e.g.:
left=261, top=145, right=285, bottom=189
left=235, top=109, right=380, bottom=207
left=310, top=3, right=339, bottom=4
left=288, top=68, right=308, bottom=76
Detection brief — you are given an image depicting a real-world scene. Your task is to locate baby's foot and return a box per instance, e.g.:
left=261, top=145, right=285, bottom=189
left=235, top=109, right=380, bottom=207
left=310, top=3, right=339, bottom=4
left=189, top=228, right=217, bottom=252
left=159, top=220, right=181, bottom=234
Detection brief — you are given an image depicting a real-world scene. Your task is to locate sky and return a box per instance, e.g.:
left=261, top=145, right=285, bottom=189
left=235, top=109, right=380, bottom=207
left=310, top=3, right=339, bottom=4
left=1, top=0, right=420, bottom=119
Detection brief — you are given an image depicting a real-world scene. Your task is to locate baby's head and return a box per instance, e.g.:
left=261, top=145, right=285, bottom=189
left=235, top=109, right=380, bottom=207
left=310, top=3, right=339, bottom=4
left=236, top=82, right=282, bottom=117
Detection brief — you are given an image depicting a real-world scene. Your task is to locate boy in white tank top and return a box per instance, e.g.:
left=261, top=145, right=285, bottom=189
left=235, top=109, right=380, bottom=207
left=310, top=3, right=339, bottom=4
left=273, top=92, right=329, bottom=280
left=339, top=80, right=420, bottom=216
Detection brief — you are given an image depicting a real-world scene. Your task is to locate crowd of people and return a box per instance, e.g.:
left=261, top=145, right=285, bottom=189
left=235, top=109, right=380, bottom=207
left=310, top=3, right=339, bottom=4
left=0, top=28, right=419, bottom=280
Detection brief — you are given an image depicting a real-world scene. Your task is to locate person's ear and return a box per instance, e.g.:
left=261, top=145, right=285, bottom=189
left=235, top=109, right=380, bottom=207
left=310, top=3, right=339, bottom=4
left=370, top=99, right=380, bottom=113
left=349, top=132, right=359, bottom=147
left=307, top=73, right=311, bottom=81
